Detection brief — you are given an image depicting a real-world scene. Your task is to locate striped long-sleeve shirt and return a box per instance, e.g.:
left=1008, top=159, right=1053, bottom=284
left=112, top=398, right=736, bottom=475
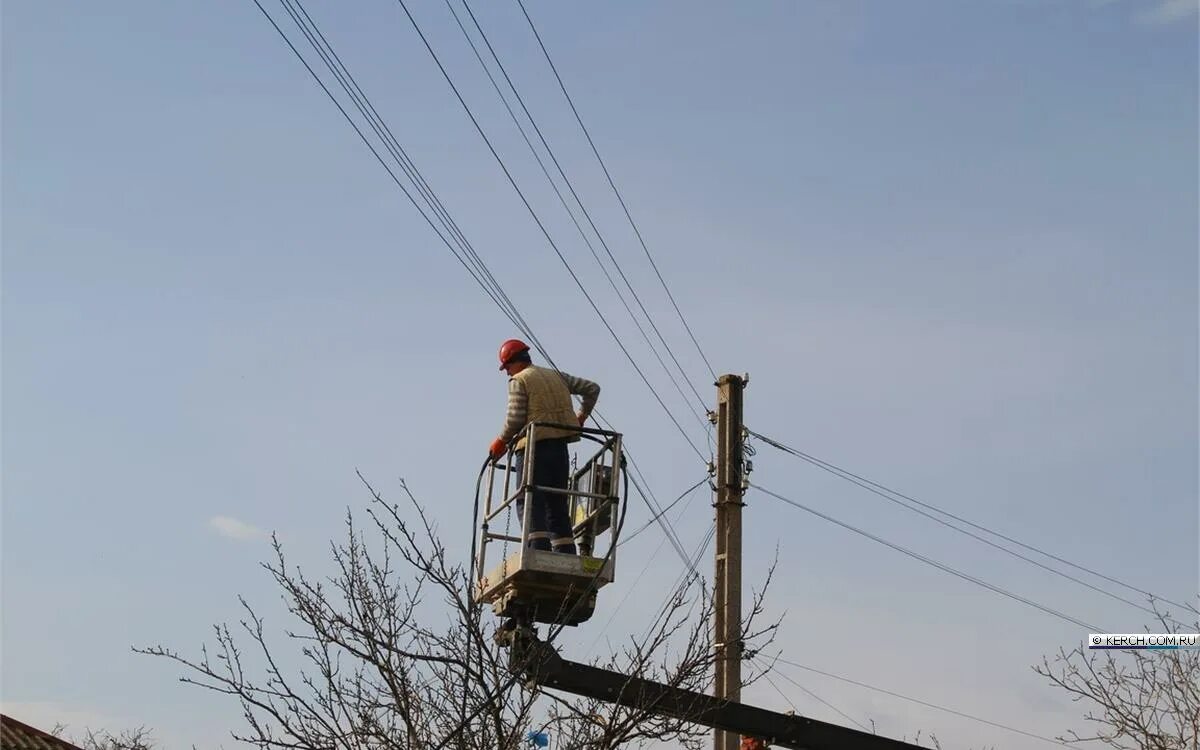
left=500, top=368, right=601, bottom=442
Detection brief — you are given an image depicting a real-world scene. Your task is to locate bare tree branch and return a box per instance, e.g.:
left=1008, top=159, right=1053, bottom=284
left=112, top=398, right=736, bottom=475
left=138, top=477, right=783, bottom=750
left=1034, top=601, right=1199, bottom=750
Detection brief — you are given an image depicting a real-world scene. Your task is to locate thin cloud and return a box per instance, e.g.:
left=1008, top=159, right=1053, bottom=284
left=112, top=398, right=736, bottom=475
left=208, top=515, right=267, bottom=541
left=1138, top=0, right=1199, bottom=24
left=1085, top=0, right=1197, bottom=24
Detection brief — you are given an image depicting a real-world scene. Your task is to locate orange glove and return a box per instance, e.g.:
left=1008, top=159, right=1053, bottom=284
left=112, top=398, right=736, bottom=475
left=577, top=412, right=588, bottom=427
left=489, top=438, right=506, bottom=460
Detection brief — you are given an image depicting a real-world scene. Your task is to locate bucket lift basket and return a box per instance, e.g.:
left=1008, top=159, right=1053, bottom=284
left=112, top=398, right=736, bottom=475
left=473, top=422, right=623, bottom=627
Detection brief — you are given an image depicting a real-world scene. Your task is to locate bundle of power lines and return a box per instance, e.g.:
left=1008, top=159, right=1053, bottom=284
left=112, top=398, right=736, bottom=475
left=249, top=2, right=1197, bottom=746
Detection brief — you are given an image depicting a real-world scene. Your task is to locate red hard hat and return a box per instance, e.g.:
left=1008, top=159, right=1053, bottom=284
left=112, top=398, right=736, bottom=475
left=498, top=338, right=530, bottom=369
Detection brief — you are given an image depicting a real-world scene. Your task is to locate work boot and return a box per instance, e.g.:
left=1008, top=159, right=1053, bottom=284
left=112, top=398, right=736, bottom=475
left=551, top=539, right=577, bottom=555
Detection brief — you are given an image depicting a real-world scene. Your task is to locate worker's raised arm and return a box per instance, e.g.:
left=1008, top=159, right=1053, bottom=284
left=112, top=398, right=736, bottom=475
left=561, top=372, right=600, bottom=424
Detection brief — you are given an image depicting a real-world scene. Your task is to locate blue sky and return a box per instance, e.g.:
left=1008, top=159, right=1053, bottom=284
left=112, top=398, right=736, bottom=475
left=3, top=1, right=1197, bottom=748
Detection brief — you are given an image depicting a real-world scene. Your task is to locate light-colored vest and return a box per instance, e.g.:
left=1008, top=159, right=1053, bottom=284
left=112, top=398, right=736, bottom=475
left=513, top=365, right=580, bottom=451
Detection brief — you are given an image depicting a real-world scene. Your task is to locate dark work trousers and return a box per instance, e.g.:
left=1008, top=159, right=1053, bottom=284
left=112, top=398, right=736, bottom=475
left=513, top=438, right=577, bottom=554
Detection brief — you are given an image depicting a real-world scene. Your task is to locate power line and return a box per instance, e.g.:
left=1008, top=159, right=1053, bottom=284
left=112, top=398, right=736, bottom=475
left=274, top=0, right=576, bottom=388
left=514, top=0, right=717, bottom=382
left=750, top=655, right=868, bottom=732
left=389, top=0, right=707, bottom=462
left=442, top=0, right=712, bottom=436
left=257, top=0, right=706, bottom=564
left=747, top=431, right=1176, bottom=622
left=749, top=429, right=1199, bottom=619
left=752, top=482, right=1105, bottom=632
left=247, top=8, right=729, bottom=739
left=585, top=520, right=713, bottom=706
left=251, top=13, right=707, bottom=739
left=256, top=0, right=699, bottom=654
left=247, top=10, right=1103, bottom=742
left=283, top=0, right=534, bottom=336
left=638, top=521, right=715, bottom=645
left=584, top=475, right=709, bottom=658
left=764, top=655, right=1073, bottom=749
left=459, top=0, right=712, bottom=416
left=627, top=471, right=696, bottom=573
left=253, top=0, right=527, bottom=339
left=620, top=476, right=708, bottom=546
left=757, top=670, right=801, bottom=714
left=589, top=412, right=692, bottom=571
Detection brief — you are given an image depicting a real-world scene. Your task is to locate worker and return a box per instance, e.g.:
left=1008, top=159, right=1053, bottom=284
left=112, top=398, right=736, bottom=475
left=740, top=737, right=768, bottom=750
left=489, top=338, right=600, bottom=554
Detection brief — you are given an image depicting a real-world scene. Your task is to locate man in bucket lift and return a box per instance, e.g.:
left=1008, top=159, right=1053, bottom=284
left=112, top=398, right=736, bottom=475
left=489, top=339, right=600, bottom=555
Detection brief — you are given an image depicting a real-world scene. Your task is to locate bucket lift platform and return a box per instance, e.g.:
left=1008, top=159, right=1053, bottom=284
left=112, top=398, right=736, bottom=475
left=470, top=423, right=927, bottom=750
left=473, top=423, right=623, bottom=627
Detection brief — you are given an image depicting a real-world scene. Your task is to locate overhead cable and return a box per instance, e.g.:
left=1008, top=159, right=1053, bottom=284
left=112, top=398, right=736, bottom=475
left=627, top=472, right=696, bottom=574
left=764, top=655, right=1073, bottom=749
left=750, top=655, right=868, bottom=732
left=459, top=0, right=712, bottom=416
left=254, top=0, right=527, bottom=336
left=514, top=0, right=718, bottom=382
left=261, top=0, right=694, bottom=650
left=620, top=476, right=708, bottom=547
left=251, top=7, right=705, bottom=743
left=390, top=0, right=707, bottom=461
left=584, top=474, right=709, bottom=658
left=443, top=0, right=711, bottom=434
left=749, top=429, right=1198, bottom=619
left=752, top=482, right=1104, bottom=632
left=638, top=521, right=715, bottom=645
left=589, top=412, right=693, bottom=570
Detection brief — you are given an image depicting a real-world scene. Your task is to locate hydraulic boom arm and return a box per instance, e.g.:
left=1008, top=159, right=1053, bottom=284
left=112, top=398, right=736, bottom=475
left=505, top=629, right=922, bottom=750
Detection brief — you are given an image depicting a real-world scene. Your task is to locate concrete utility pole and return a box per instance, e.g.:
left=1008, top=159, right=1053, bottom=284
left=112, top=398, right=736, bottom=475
left=712, top=374, right=747, bottom=750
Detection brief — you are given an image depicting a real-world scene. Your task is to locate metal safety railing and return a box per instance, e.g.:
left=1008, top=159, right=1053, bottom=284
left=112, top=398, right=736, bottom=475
left=475, top=421, right=623, bottom=588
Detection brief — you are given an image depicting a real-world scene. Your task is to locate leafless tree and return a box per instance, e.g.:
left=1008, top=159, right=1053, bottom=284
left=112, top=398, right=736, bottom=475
left=541, top=565, right=779, bottom=750
left=50, top=724, right=157, bottom=750
left=926, top=732, right=993, bottom=750
left=1034, top=604, right=1199, bottom=750
left=137, top=475, right=778, bottom=750
left=80, top=727, right=158, bottom=750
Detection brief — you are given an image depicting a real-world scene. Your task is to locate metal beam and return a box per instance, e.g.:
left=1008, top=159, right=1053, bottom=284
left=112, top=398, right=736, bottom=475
left=509, top=633, right=921, bottom=750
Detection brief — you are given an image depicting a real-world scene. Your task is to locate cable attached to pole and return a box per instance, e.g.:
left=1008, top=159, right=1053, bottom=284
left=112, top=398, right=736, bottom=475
left=753, top=482, right=1105, bottom=632
left=749, top=429, right=1198, bottom=620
